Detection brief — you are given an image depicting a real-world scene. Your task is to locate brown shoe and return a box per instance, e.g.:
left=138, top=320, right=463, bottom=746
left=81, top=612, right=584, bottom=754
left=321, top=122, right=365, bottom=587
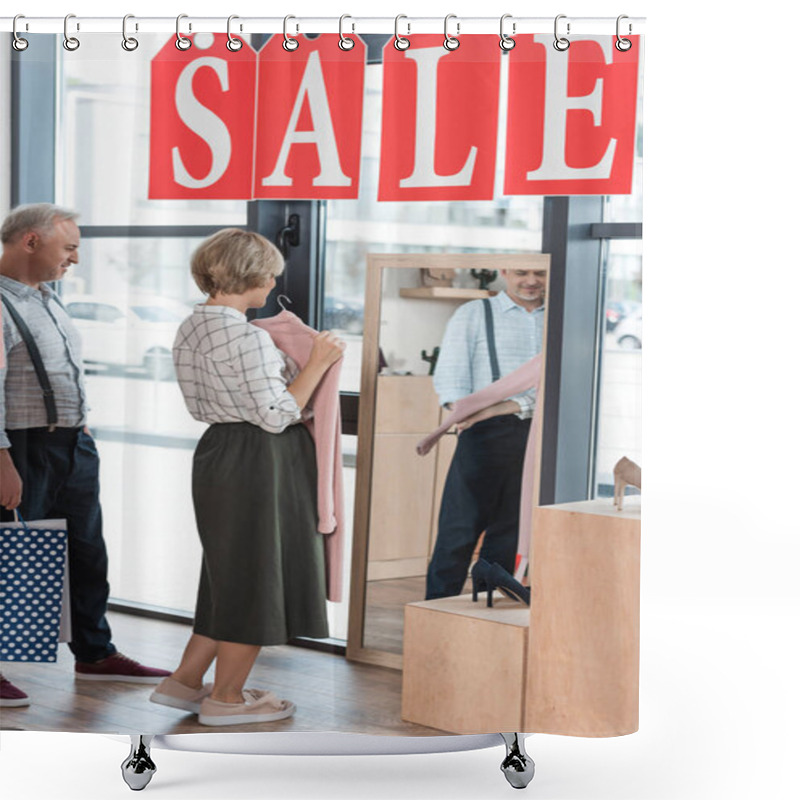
left=198, top=689, right=296, bottom=726
left=75, top=652, right=171, bottom=684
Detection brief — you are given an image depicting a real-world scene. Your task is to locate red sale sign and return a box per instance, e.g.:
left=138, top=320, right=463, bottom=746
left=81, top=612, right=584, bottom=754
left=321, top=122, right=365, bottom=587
left=148, top=34, right=640, bottom=200
left=378, top=35, right=501, bottom=202
left=149, top=34, right=258, bottom=199
left=254, top=34, right=366, bottom=200
left=504, top=36, right=640, bottom=196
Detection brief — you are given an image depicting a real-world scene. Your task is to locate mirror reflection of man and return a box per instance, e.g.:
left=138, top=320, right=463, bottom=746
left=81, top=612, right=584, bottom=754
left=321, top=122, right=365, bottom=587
left=425, top=268, right=546, bottom=600
left=0, top=204, right=170, bottom=709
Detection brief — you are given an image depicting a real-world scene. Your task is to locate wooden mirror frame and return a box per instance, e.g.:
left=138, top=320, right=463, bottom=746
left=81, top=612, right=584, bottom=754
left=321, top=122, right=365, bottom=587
left=346, top=253, right=551, bottom=669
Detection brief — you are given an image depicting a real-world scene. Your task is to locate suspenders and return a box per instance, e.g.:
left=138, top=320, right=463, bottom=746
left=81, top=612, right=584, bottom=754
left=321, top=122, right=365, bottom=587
left=482, top=298, right=501, bottom=383
left=1, top=293, right=59, bottom=430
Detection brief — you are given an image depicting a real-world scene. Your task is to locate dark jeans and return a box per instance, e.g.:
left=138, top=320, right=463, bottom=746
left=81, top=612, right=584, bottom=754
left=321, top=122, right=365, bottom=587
left=1, top=427, right=115, bottom=662
left=425, top=415, right=531, bottom=600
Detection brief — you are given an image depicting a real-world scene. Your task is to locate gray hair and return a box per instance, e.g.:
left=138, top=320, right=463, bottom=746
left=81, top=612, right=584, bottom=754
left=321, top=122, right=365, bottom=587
left=191, top=228, right=284, bottom=297
left=1, top=203, right=80, bottom=245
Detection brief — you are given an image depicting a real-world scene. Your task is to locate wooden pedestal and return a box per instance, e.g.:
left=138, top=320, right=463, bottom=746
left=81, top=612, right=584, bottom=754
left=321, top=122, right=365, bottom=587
left=525, top=498, right=641, bottom=736
left=401, top=498, right=641, bottom=737
left=401, top=594, right=529, bottom=733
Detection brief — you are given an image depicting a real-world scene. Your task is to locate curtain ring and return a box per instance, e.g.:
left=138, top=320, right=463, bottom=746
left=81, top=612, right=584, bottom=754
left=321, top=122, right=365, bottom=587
left=394, top=15, right=410, bottom=51
left=553, top=14, right=570, bottom=51
left=227, top=15, right=243, bottom=51
left=615, top=14, right=632, bottom=51
left=121, top=14, right=139, bottom=51
left=12, top=15, right=29, bottom=52
left=443, top=13, right=460, bottom=51
left=175, top=14, right=191, bottom=51
left=283, top=15, right=299, bottom=51
left=499, top=14, right=516, bottom=51
left=338, top=14, right=355, bottom=51
left=63, top=14, right=80, bottom=52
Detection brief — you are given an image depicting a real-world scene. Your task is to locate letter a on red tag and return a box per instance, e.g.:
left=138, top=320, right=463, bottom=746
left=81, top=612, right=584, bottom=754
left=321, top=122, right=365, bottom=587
left=254, top=34, right=365, bottom=200
left=149, top=34, right=258, bottom=199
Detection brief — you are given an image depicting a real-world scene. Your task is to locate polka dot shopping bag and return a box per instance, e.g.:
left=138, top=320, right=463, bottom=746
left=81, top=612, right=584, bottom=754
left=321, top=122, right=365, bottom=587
left=0, top=514, right=70, bottom=663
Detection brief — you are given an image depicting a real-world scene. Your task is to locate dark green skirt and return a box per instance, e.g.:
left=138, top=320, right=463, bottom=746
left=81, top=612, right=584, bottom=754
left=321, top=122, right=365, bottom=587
left=191, top=422, right=329, bottom=646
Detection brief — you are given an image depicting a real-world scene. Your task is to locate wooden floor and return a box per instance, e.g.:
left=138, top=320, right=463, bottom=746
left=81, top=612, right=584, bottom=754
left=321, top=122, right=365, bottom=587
left=364, top=576, right=427, bottom=654
left=363, top=577, right=477, bottom=655
left=0, top=612, right=442, bottom=737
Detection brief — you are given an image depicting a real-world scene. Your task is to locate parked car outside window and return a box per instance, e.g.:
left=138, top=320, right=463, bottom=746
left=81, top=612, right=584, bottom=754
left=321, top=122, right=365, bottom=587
left=323, top=296, right=364, bottom=334
left=63, top=294, right=193, bottom=379
left=615, top=308, right=642, bottom=350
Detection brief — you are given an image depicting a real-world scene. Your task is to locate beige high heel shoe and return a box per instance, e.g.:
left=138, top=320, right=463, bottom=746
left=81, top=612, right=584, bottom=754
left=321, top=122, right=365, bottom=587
left=613, top=456, right=641, bottom=511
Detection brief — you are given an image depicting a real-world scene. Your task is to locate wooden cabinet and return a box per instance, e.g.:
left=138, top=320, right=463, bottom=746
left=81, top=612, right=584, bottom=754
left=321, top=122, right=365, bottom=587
left=401, top=498, right=641, bottom=736
left=367, top=375, right=454, bottom=581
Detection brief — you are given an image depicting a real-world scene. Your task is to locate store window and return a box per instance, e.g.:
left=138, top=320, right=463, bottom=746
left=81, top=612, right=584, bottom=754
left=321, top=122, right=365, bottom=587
left=58, top=229, right=207, bottom=614
left=593, top=69, right=643, bottom=498
left=35, top=34, right=641, bottom=640
left=51, top=35, right=354, bottom=639
left=594, top=237, right=642, bottom=497
left=56, top=35, right=247, bottom=228
left=53, top=38, right=248, bottom=621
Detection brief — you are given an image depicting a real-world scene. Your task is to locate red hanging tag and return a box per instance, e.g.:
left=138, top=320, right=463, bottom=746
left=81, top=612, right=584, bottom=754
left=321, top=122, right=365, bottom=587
left=254, top=34, right=366, bottom=200
left=378, top=34, right=501, bottom=202
left=504, top=35, right=640, bottom=196
left=149, top=33, right=258, bottom=199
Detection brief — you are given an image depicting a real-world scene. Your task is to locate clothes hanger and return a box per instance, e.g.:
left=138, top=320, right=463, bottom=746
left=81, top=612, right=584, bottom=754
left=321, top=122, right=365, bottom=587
left=276, top=294, right=292, bottom=311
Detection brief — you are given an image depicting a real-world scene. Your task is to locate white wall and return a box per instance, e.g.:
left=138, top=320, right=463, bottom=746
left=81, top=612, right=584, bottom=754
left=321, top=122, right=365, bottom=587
left=379, top=267, right=490, bottom=376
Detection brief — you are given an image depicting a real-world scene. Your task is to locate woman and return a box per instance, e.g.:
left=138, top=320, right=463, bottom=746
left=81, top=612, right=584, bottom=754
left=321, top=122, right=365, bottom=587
left=149, top=228, right=344, bottom=726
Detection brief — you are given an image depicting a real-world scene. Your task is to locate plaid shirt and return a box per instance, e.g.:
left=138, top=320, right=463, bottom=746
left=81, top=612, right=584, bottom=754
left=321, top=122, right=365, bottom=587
left=173, top=304, right=304, bottom=434
left=1, top=275, right=88, bottom=449
left=433, top=291, right=545, bottom=419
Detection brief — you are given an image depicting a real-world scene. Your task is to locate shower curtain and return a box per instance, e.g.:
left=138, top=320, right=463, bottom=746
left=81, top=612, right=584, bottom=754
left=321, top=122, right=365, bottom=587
left=1, top=20, right=642, bottom=745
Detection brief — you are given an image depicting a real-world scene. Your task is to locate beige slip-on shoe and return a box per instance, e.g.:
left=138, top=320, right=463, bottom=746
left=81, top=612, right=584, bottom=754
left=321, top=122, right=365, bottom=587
left=198, top=689, right=296, bottom=726
left=149, top=676, right=214, bottom=714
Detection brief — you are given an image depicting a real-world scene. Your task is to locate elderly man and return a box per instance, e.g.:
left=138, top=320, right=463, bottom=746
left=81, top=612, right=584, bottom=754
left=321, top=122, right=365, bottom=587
left=0, top=204, right=169, bottom=708
left=425, top=268, right=546, bottom=600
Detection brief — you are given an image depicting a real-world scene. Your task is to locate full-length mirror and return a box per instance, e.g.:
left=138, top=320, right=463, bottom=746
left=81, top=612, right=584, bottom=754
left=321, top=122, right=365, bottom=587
left=348, top=253, right=550, bottom=668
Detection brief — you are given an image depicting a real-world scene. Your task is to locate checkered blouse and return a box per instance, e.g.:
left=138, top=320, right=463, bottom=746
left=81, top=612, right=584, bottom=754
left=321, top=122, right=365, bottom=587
left=173, top=304, right=304, bottom=434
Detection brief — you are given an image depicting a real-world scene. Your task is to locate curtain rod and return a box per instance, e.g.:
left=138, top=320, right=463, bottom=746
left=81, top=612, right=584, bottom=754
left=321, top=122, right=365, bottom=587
left=1, top=16, right=646, bottom=36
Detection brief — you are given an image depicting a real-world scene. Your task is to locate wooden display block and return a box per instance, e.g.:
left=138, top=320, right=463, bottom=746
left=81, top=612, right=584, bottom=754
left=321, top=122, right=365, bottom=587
left=402, top=594, right=529, bottom=734
left=525, top=498, right=641, bottom=737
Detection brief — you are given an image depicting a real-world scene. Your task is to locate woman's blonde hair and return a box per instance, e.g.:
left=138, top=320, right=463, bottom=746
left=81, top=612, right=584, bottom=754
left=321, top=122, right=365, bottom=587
left=191, top=228, right=284, bottom=296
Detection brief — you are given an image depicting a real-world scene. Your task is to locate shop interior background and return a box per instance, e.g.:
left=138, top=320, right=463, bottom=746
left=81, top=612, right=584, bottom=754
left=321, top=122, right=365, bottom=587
left=2, top=1, right=798, bottom=799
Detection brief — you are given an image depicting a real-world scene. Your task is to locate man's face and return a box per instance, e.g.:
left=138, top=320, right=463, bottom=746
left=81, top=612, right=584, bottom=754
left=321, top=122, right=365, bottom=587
left=502, top=269, right=547, bottom=308
left=27, top=218, right=80, bottom=284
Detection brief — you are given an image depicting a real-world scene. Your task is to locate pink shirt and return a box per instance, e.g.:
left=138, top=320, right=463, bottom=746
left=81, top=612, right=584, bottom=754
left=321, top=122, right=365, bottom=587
left=252, top=312, right=345, bottom=603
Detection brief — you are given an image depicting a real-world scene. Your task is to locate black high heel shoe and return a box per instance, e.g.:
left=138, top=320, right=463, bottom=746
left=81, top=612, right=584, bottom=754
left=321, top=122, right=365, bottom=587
left=489, top=562, right=531, bottom=606
left=470, top=558, right=492, bottom=602
left=470, top=559, right=530, bottom=608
